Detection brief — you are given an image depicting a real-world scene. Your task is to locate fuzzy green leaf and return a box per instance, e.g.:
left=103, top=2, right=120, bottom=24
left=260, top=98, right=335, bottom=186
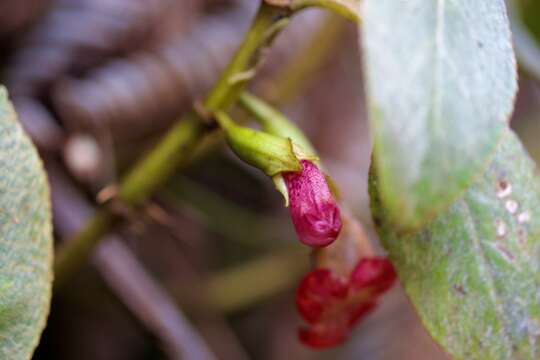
left=362, top=0, right=517, bottom=230
left=371, top=129, right=540, bottom=360
left=0, top=87, right=53, bottom=359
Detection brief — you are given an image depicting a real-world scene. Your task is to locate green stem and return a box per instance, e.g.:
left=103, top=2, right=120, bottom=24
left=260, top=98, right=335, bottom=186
left=54, top=3, right=291, bottom=287
left=119, top=116, right=203, bottom=204
left=54, top=210, right=117, bottom=286
left=204, top=5, right=289, bottom=111
left=269, top=0, right=361, bottom=23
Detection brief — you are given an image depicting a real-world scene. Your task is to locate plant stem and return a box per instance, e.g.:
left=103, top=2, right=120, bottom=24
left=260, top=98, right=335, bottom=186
left=49, top=161, right=243, bottom=360
left=204, top=5, right=289, bottom=111
left=54, top=3, right=291, bottom=286
left=119, top=116, right=203, bottom=204
left=265, top=0, right=361, bottom=23
left=54, top=209, right=117, bottom=285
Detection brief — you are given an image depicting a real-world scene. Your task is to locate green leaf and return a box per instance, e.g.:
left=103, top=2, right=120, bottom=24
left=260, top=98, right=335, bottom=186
left=362, top=0, right=517, bottom=230
left=371, top=129, right=540, bottom=360
left=0, top=87, right=53, bottom=359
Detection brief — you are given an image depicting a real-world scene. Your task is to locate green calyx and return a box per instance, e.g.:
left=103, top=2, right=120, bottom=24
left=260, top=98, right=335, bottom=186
left=272, top=174, right=290, bottom=207
left=215, top=111, right=305, bottom=177
left=239, top=92, right=318, bottom=160
left=236, top=93, right=340, bottom=204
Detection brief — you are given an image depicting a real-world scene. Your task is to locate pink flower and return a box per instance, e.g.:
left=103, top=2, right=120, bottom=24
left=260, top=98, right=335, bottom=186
left=296, top=257, right=396, bottom=348
left=283, top=160, right=342, bottom=247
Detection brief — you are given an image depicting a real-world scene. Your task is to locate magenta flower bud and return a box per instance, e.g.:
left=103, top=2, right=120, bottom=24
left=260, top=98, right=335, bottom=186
left=283, top=160, right=342, bottom=247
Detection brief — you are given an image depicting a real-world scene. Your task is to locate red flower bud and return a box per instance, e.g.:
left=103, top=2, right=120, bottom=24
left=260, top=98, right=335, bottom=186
left=296, top=257, right=397, bottom=349
left=283, top=160, right=342, bottom=247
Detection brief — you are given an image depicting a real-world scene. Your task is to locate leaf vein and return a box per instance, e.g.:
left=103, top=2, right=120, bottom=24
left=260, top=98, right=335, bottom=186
left=459, top=198, right=513, bottom=357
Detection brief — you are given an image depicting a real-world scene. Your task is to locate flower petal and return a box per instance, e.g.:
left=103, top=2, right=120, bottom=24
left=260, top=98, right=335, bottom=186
left=298, top=321, right=348, bottom=348
left=296, top=257, right=397, bottom=349
left=350, top=257, right=397, bottom=294
left=284, top=160, right=342, bottom=247
left=296, top=269, right=348, bottom=324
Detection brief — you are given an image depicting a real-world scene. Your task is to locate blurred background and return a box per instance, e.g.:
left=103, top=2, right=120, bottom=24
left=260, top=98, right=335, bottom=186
left=0, top=0, right=537, bottom=359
